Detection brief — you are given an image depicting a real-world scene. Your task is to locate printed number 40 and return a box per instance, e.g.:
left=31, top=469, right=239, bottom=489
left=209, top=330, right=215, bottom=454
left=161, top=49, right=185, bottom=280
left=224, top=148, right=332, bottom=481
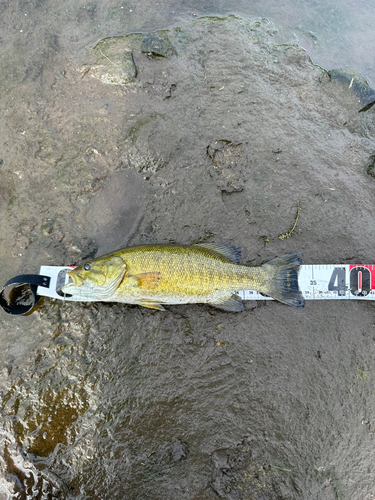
left=328, top=268, right=346, bottom=295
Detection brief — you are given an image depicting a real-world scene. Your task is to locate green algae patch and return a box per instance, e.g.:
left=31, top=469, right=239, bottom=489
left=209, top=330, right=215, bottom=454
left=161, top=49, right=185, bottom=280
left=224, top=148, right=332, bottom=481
left=14, top=386, right=89, bottom=458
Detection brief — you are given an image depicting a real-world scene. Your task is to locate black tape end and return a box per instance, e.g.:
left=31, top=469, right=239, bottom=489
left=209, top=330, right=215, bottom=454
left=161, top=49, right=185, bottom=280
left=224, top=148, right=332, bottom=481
left=0, top=275, right=50, bottom=316
left=0, top=283, right=39, bottom=315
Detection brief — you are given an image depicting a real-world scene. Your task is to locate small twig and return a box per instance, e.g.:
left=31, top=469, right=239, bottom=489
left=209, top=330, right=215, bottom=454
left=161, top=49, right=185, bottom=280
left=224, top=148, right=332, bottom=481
left=270, top=464, right=292, bottom=472
left=279, top=201, right=300, bottom=240
left=100, top=48, right=117, bottom=67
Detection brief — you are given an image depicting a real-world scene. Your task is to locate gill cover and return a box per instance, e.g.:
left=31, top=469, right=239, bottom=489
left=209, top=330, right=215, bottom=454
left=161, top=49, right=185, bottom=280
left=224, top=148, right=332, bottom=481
left=62, top=255, right=126, bottom=300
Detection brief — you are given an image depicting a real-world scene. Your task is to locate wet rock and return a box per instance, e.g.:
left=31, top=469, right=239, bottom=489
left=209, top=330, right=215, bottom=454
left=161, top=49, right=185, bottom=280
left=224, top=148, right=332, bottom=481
left=86, top=37, right=138, bottom=85
left=141, top=32, right=177, bottom=58
left=365, top=153, right=375, bottom=178
left=14, top=386, right=89, bottom=458
left=2, top=444, right=67, bottom=500
left=207, top=140, right=247, bottom=193
left=121, top=149, right=165, bottom=175
left=83, top=30, right=176, bottom=86
left=211, top=442, right=282, bottom=499
left=41, top=217, right=55, bottom=235
left=326, top=68, right=375, bottom=112
left=170, top=439, right=189, bottom=462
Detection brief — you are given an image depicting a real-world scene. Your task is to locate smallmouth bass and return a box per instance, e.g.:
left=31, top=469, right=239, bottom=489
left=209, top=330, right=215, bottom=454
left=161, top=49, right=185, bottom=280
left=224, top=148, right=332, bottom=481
left=61, top=243, right=304, bottom=311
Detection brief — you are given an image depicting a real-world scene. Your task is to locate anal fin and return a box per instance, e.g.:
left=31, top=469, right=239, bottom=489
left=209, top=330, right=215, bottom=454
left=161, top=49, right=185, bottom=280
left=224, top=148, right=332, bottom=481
left=209, top=294, right=244, bottom=312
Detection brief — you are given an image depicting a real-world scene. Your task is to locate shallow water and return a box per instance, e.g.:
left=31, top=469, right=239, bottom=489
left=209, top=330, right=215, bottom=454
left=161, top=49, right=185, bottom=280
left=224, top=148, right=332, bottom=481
left=1, top=2, right=375, bottom=500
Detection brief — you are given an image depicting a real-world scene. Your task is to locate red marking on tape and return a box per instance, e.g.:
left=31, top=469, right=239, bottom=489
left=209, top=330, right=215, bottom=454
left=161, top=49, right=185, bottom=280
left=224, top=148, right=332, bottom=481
left=349, top=265, right=375, bottom=290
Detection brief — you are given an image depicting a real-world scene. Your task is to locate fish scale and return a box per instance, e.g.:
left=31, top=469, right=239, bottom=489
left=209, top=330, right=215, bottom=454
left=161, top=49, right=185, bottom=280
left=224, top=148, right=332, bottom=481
left=91, top=245, right=268, bottom=305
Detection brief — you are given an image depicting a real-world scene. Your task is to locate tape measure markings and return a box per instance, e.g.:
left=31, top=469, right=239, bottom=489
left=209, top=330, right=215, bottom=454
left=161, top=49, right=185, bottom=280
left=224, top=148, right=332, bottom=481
left=240, top=264, right=375, bottom=301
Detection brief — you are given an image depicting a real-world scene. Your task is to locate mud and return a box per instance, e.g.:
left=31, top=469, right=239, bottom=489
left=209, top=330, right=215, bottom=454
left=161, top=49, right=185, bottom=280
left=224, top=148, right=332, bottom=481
left=1, top=6, right=375, bottom=500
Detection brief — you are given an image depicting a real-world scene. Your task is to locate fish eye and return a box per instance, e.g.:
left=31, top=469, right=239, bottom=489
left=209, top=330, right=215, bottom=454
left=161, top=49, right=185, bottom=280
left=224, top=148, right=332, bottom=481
left=84, top=263, right=91, bottom=271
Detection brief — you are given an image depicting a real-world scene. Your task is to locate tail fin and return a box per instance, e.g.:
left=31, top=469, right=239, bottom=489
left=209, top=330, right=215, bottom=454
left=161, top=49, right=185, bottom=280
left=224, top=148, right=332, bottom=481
left=262, top=252, right=305, bottom=308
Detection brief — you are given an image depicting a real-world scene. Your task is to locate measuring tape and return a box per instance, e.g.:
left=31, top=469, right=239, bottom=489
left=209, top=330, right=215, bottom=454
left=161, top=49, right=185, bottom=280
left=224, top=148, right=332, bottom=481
left=1, top=264, right=374, bottom=315
left=239, top=264, right=375, bottom=301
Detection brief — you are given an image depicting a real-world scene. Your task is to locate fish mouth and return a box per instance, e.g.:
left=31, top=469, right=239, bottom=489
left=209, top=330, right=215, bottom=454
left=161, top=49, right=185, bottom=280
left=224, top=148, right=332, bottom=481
left=61, top=272, right=84, bottom=294
left=67, top=271, right=84, bottom=286
left=61, top=262, right=126, bottom=300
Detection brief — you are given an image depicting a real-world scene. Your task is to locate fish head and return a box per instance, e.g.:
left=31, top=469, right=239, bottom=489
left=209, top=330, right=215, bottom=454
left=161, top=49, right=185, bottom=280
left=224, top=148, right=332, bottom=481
left=61, top=255, right=126, bottom=300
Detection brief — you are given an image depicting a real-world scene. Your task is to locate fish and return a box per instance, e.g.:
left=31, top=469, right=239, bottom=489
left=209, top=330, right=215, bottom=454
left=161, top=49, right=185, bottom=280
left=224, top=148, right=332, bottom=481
left=61, top=243, right=305, bottom=312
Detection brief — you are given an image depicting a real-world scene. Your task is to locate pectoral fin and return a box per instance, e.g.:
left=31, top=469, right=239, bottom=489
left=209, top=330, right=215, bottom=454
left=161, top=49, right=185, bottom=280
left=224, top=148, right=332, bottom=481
left=209, top=294, right=244, bottom=312
left=127, top=272, right=162, bottom=289
left=138, top=300, right=165, bottom=311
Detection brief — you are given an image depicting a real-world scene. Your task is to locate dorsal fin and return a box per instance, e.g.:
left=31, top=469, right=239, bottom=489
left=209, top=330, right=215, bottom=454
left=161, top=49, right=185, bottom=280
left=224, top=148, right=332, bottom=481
left=193, top=242, right=241, bottom=263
